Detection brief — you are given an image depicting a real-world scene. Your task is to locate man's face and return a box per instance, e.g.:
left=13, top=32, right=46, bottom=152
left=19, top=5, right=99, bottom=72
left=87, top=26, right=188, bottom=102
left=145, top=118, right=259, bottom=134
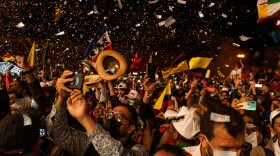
left=272, top=117, right=280, bottom=138
left=118, top=89, right=126, bottom=96
left=7, top=81, right=21, bottom=94
left=220, top=92, right=228, bottom=100
left=199, top=124, right=245, bottom=156
left=112, top=106, right=134, bottom=137
left=271, top=100, right=280, bottom=110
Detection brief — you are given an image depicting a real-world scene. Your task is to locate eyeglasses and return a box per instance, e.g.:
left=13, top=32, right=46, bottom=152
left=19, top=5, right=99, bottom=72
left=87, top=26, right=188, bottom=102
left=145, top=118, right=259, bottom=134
left=105, top=112, right=132, bottom=124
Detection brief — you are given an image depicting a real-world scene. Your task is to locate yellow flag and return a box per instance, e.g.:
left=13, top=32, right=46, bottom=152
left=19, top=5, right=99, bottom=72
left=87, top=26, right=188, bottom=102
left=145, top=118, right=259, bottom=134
left=82, top=82, right=89, bottom=95
left=205, top=69, right=211, bottom=79
left=54, top=6, right=61, bottom=22
left=27, top=42, right=36, bottom=68
left=189, top=57, right=212, bottom=70
left=162, top=60, right=188, bottom=78
left=153, top=81, right=172, bottom=110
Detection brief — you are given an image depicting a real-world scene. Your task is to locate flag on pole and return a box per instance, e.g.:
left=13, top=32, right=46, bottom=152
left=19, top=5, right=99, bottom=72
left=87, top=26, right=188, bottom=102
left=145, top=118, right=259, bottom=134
left=54, top=6, right=61, bottom=22
left=130, top=51, right=150, bottom=72
left=201, top=69, right=211, bottom=85
left=27, top=42, right=36, bottom=69
left=257, top=0, right=280, bottom=23
left=42, top=44, right=49, bottom=66
left=153, top=81, right=172, bottom=110
left=187, top=57, right=212, bottom=77
left=82, top=22, right=107, bottom=59
left=1, top=53, right=15, bottom=62
left=161, top=53, right=188, bottom=78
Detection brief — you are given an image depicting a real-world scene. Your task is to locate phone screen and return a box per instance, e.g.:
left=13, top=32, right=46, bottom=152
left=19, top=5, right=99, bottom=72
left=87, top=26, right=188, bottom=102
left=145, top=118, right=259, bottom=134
left=237, top=101, right=256, bottom=111
left=66, top=74, right=84, bottom=89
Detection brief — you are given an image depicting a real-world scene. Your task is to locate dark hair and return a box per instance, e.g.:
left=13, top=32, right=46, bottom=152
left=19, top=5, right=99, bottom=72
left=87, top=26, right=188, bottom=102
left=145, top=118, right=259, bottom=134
left=272, top=113, right=280, bottom=129
left=153, top=144, right=188, bottom=156
left=116, top=103, right=138, bottom=126
left=200, top=104, right=245, bottom=141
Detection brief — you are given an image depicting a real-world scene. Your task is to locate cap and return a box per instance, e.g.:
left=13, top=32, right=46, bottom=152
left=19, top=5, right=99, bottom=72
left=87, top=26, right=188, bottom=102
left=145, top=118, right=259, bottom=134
left=270, top=108, right=280, bottom=124
left=118, top=83, right=128, bottom=89
left=125, top=90, right=141, bottom=100
left=165, top=106, right=200, bottom=140
left=0, top=110, right=40, bottom=154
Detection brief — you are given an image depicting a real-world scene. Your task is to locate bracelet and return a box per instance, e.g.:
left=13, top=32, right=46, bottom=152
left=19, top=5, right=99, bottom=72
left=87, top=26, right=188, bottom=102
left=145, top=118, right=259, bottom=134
left=21, top=69, right=33, bottom=75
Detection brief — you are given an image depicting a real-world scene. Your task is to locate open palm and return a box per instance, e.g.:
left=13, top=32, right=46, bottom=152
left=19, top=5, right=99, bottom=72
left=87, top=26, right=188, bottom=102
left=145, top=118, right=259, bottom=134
left=67, top=90, right=88, bottom=120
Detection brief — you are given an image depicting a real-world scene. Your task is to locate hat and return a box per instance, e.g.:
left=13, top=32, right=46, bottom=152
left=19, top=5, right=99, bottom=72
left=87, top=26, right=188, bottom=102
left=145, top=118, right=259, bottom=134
left=125, top=90, right=141, bottom=100
left=270, top=109, right=280, bottom=124
left=0, top=111, right=40, bottom=154
left=84, top=75, right=102, bottom=85
left=96, top=50, right=127, bottom=81
left=165, top=106, right=200, bottom=140
left=118, top=82, right=128, bottom=89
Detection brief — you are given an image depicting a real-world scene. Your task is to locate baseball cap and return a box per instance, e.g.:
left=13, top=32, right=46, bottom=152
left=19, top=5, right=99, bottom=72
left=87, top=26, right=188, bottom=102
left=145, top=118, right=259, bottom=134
left=165, top=106, right=200, bottom=140
left=270, top=108, right=280, bottom=124
left=0, top=109, right=40, bottom=154
left=125, top=90, right=141, bottom=100
left=118, top=82, right=128, bottom=89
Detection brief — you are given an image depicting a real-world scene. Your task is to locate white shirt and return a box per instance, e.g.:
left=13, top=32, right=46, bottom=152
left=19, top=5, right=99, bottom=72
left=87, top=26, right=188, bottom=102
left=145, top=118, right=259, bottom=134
left=183, top=144, right=202, bottom=156
left=274, top=138, right=280, bottom=156
left=230, top=69, right=242, bottom=79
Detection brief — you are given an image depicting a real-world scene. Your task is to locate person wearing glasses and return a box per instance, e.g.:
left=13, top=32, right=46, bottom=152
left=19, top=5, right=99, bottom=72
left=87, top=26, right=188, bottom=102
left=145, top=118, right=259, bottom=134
left=46, top=70, right=149, bottom=156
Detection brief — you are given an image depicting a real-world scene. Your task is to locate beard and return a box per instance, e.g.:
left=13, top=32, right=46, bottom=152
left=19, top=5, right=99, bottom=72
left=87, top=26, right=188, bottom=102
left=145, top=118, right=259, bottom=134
left=104, top=119, right=123, bottom=140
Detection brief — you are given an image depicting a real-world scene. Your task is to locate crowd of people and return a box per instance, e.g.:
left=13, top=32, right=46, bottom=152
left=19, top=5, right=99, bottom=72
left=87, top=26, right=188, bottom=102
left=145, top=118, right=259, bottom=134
left=1, top=55, right=280, bottom=156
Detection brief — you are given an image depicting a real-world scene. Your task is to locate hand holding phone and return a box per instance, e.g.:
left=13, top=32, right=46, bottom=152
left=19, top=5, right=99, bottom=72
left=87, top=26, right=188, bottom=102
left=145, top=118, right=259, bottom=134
left=65, top=73, right=84, bottom=90
left=237, top=101, right=257, bottom=111
left=146, top=63, right=156, bottom=82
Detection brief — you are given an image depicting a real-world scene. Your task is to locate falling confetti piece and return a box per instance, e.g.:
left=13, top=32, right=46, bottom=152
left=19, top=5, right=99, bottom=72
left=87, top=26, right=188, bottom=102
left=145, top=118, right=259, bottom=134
left=198, top=11, right=204, bottom=18
left=222, top=13, right=227, bottom=18
left=208, top=2, right=215, bottom=7
left=239, top=35, right=253, bottom=41
left=177, top=0, right=186, bottom=5
left=16, top=22, right=25, bottom=28
left=148, top=0, right=159, bottom=4
left=55, top=31, right=65, bottom=36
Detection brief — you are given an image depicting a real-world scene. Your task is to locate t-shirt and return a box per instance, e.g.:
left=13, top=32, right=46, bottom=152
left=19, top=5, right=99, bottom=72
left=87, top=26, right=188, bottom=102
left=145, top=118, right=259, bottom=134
left=230, top=69, right=242, bottom=79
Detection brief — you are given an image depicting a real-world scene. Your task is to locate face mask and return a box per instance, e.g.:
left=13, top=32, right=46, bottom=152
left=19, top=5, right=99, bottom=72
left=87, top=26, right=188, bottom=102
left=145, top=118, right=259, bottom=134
left=204, top=136, right=240, bottom=156
left=129, top=100, right=135, bottom=106
left=245, top=132, right=258, bottom=148
left=257, top=99, right=263, bottom=104
left=104, top=118, right=122, bottom=139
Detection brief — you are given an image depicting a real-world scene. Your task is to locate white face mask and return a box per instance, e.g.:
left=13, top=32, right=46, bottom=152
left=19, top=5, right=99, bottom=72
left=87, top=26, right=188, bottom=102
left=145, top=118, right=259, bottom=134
left=204, top=136, right=240, bottom=156
left=245, top=132, right=258, bottom=148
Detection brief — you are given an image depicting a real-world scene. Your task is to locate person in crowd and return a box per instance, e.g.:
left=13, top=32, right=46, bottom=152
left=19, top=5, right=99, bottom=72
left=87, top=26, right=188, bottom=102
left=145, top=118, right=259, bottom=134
left=184, top=104, right=245, bottom=156
left=153, top=144, right=191, bottom=156
left=230, top=59, right=244, bottom=80
left=159, top=106, right=200, bottom=148
left=250, top=108, right=280, bottom=155
left=0, top=108, right=41, bottom=156
left=46, top=70, right=149, bottom=155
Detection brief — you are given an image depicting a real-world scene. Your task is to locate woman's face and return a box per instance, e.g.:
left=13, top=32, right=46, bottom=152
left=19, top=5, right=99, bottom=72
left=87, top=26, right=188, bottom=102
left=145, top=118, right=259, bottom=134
left=272, top=117, right=280, bottom=139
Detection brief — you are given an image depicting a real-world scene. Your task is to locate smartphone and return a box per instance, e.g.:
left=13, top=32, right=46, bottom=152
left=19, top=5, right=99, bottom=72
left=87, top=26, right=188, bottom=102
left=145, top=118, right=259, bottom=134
left=65, top=73, right=84, bottom=89
left=241, top=84, right=246, bottom=93
left=146, top=63, right=156, bottom=82
left=237, top=101, right=257, bottom=111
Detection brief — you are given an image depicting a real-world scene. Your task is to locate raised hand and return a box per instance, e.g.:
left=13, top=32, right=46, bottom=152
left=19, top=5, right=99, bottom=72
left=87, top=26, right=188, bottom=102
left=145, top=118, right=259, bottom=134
left=67, top=90, right=88, bottom=120
left=15, top=55, right=29, bottom=71
left=143, top=75, right=156, bottom=93
left=56, top=70, right=73, bottom=98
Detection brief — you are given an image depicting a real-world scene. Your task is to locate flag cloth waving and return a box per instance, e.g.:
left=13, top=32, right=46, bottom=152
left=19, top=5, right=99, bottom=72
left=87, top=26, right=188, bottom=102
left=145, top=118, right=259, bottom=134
left=187, top=57, right=212, bottom=77
left=257, top=0, right=280, bottom=23
left=201, top=69, right=211, bottom=85
left=130, top=51, right=150, bottom=72
left=27, top=42, right=36, bottom=69
left=1, top=53, right=15, bottom=62
left=161, top=53, right=188, bottom=78
left=153, top=81, right=172, bottom=110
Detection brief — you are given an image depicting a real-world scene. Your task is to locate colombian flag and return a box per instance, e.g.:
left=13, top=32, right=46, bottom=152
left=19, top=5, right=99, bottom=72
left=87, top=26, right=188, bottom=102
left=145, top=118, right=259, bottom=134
left=27, top=42, right=36, bottom=69
left=187, top=57, right=212, bottom=77
left=1, top=53, right=15, bottom=62
left=257, top=0, right=280, bottom=23
left=201, top=69, right=211, bottom=86
left=162, top=53, right=188, bottom=78
left=153, top=81, right=172, bottom=110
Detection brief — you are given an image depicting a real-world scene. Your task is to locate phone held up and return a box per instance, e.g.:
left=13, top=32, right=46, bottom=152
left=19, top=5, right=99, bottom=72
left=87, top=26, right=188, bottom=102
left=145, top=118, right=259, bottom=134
left=237, top=101, right=257, bottom=111
left=65, top=73, right=84, bottom=90
left=146, top=63, right=156, bottom=82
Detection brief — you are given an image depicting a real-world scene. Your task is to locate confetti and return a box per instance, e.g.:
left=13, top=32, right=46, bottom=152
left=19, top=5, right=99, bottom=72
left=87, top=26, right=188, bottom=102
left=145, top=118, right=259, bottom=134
left=55, top=31, right=65, bottom=36
left=198, top=11, right=204, bottom=18
left=16, top=22, right=25, bottom=28
left=177, top=0, right=186, bottom=5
